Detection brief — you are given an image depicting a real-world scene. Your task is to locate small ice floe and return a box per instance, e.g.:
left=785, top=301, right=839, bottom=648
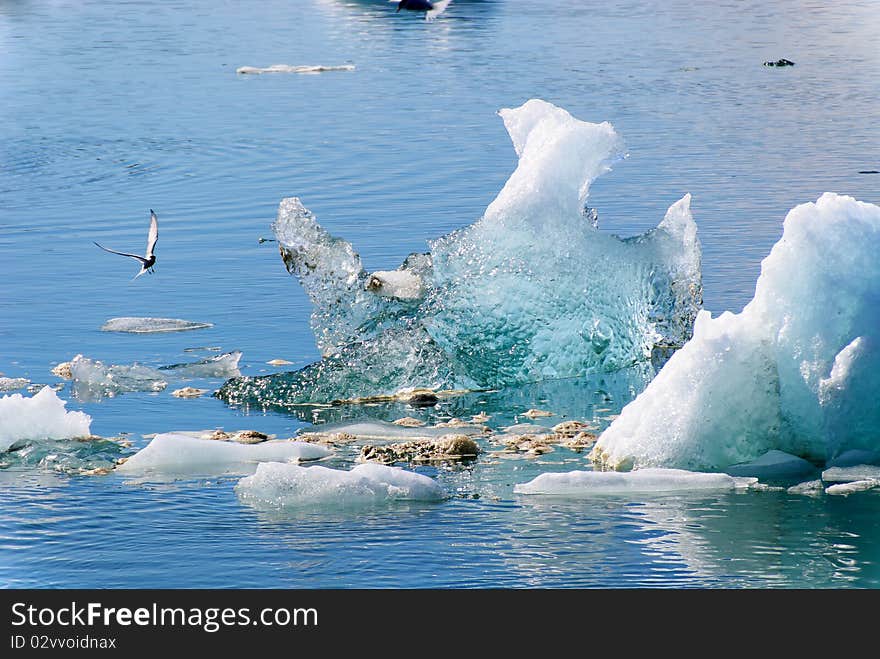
left=267, top=359, right=293, bottom=366
left=471, top=412, right=490, bottom=423
left=0, top=377, right=29, bottom=392
left=235, top=64, right=355, bottom=75
left=787, top=480, right=825, bottom=496
left=116, top=433, right=330, bottom=478
left=171, top=387, right=209, bottom=398
left=725, top=450, right=818, bottom=480
left=297, top=419, right=486, bottom=443
left=392, top=417, right=425, bottom=427
left=235, top=462, right=444, bottom=508
left=522, top=409, right=554, bottom=419
left=825, top=480, right=880, bottom=496
left=160, top=351, right=242, bottom=378
left=101, top=317, right=213, bottom=333
left=0, top=386, right=92, bottom=451
left=514, top=468, right=756, bottom=496
left=821, top=464, right=880, bottom=484
left=359, top=434, right=480, bottom=465
left=365, top=270, right=423, bottom=300
left=70, top=355, right=167, bottom=397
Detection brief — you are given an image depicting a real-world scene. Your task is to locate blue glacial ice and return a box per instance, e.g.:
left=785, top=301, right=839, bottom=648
left=218, top=99, right=702, bottom=408
left=592, top=193, right=880, bottom=472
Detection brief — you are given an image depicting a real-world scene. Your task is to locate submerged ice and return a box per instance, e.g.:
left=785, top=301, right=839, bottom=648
left=219, top=99, right=701, bottom=408
left=592, top=193, right=880, bottom=472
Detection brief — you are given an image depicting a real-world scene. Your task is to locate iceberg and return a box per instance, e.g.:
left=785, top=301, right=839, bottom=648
left=592, top=193, right=880, bottom=471
left=0, top=386, right=92, bottom=451
left=116, top=433, right=330, bottom=477
left=513, top=468, right=754, bottom=496
left=219, top=99, right=701, bottom=409
left=101, top=317, right=213, bottom=333
left=234, top=462, right=445, bottom=507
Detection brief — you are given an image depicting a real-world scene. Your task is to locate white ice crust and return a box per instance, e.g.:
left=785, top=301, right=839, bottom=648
left=593, top=193, right=880, bottom=471
left=235, top=462, right=445, bottom=506
left=514, top=467, right=754, bottom=496
left=116, top=433, right=330, bottom=477
left=0, top=386, right=92, bottom=451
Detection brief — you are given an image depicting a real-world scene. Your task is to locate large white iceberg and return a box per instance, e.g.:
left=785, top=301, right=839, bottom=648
left=116, top=433, right=330, bottom=477
left=0, top=386, right=92, bottom=451
left=235, top=462, right=445, bottom=507
left=592, top=193, right=880, bottom=471
left=219, top=99, right=701, bottom=408
left=514, top=468, right=754, bottom=496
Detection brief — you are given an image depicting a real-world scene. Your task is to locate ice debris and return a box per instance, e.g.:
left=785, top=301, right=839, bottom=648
left=171, top=387, right=209, bottom=398
left=70, top=355, right=167, bottom=398
left=159, top=351, right=241, bottom=378
left=101, top=317, right=213, bottom=333
left=219, top=99, right=702, bottom=408
left=825, top=480, right=879, bottom=496
left=514, top=468, right=755, bottom=496
left=116, top=433, right=330, bottom=477
left=0, top=387, right=92, bottom=451
left=235, top=462, right=445, bottom=508
left=236, top=64, right=355, bottom=75
left=592, top=194, right=880, bottom=472
left=0, top=377, right=29, bottom=392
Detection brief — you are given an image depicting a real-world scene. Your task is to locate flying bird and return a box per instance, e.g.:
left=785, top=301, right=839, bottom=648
left=94, top=210, right=158, bottom=280
left=392, top=0, right=452, bottom=20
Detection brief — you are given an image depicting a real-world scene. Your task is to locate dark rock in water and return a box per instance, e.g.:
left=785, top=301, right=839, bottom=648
left=408, top=392, right=439, bottom=407
left=764, top=59, right=795, bottom=67
left=858, top=170, right=879, bottom=175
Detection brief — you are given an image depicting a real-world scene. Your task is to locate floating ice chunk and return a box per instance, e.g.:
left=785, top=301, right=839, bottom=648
left=725, top=450, right=818, bottom=480
left=592, top=193, right=880, bottom=471
left=236, top=64, right=355, bottom=75
left=101, top=317, right=213, bottom=333
left=298, top=419, right=484, bottom=442
left=514, top=468, right=754, bottom=496
left=235, top=462, right=445, bottom=507
left=0, top=377, right=29, bottom=392
left=0, top=387, right=92, bottom=451
left=116, top=433, right=330, bottom=477
left=160, top=351, right=242, bottom=378
left=825, top=480, right=880, bottom=496
left=219, top=100, right=701, bottom=407
left=787, top=480, right=825, bottom=496
left=821, top=465, right=880, bottom=484
left=70, top=355, right=167, bottom=399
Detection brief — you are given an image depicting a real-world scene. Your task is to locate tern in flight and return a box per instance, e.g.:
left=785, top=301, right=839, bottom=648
left=94, top=210, right=158, bottom=280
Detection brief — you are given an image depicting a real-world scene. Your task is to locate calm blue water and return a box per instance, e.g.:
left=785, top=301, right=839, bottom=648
left=1, top=0, right=879, bottom=588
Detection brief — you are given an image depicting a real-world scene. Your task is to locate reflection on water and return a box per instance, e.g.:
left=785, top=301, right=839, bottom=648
left=1, top=0, right=879, bottom=587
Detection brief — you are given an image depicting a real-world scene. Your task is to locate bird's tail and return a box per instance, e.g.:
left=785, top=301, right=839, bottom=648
left=132, top=268, right=148, bottom=281
left=426, top=0, right=451, bottom=20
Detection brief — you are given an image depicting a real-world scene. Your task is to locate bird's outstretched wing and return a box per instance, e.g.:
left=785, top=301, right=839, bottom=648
left=426, top=0, right=452, bottom=20
left=94, top=241, right=149, bottom=265
left=146, top=210, right=158, bottom=259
